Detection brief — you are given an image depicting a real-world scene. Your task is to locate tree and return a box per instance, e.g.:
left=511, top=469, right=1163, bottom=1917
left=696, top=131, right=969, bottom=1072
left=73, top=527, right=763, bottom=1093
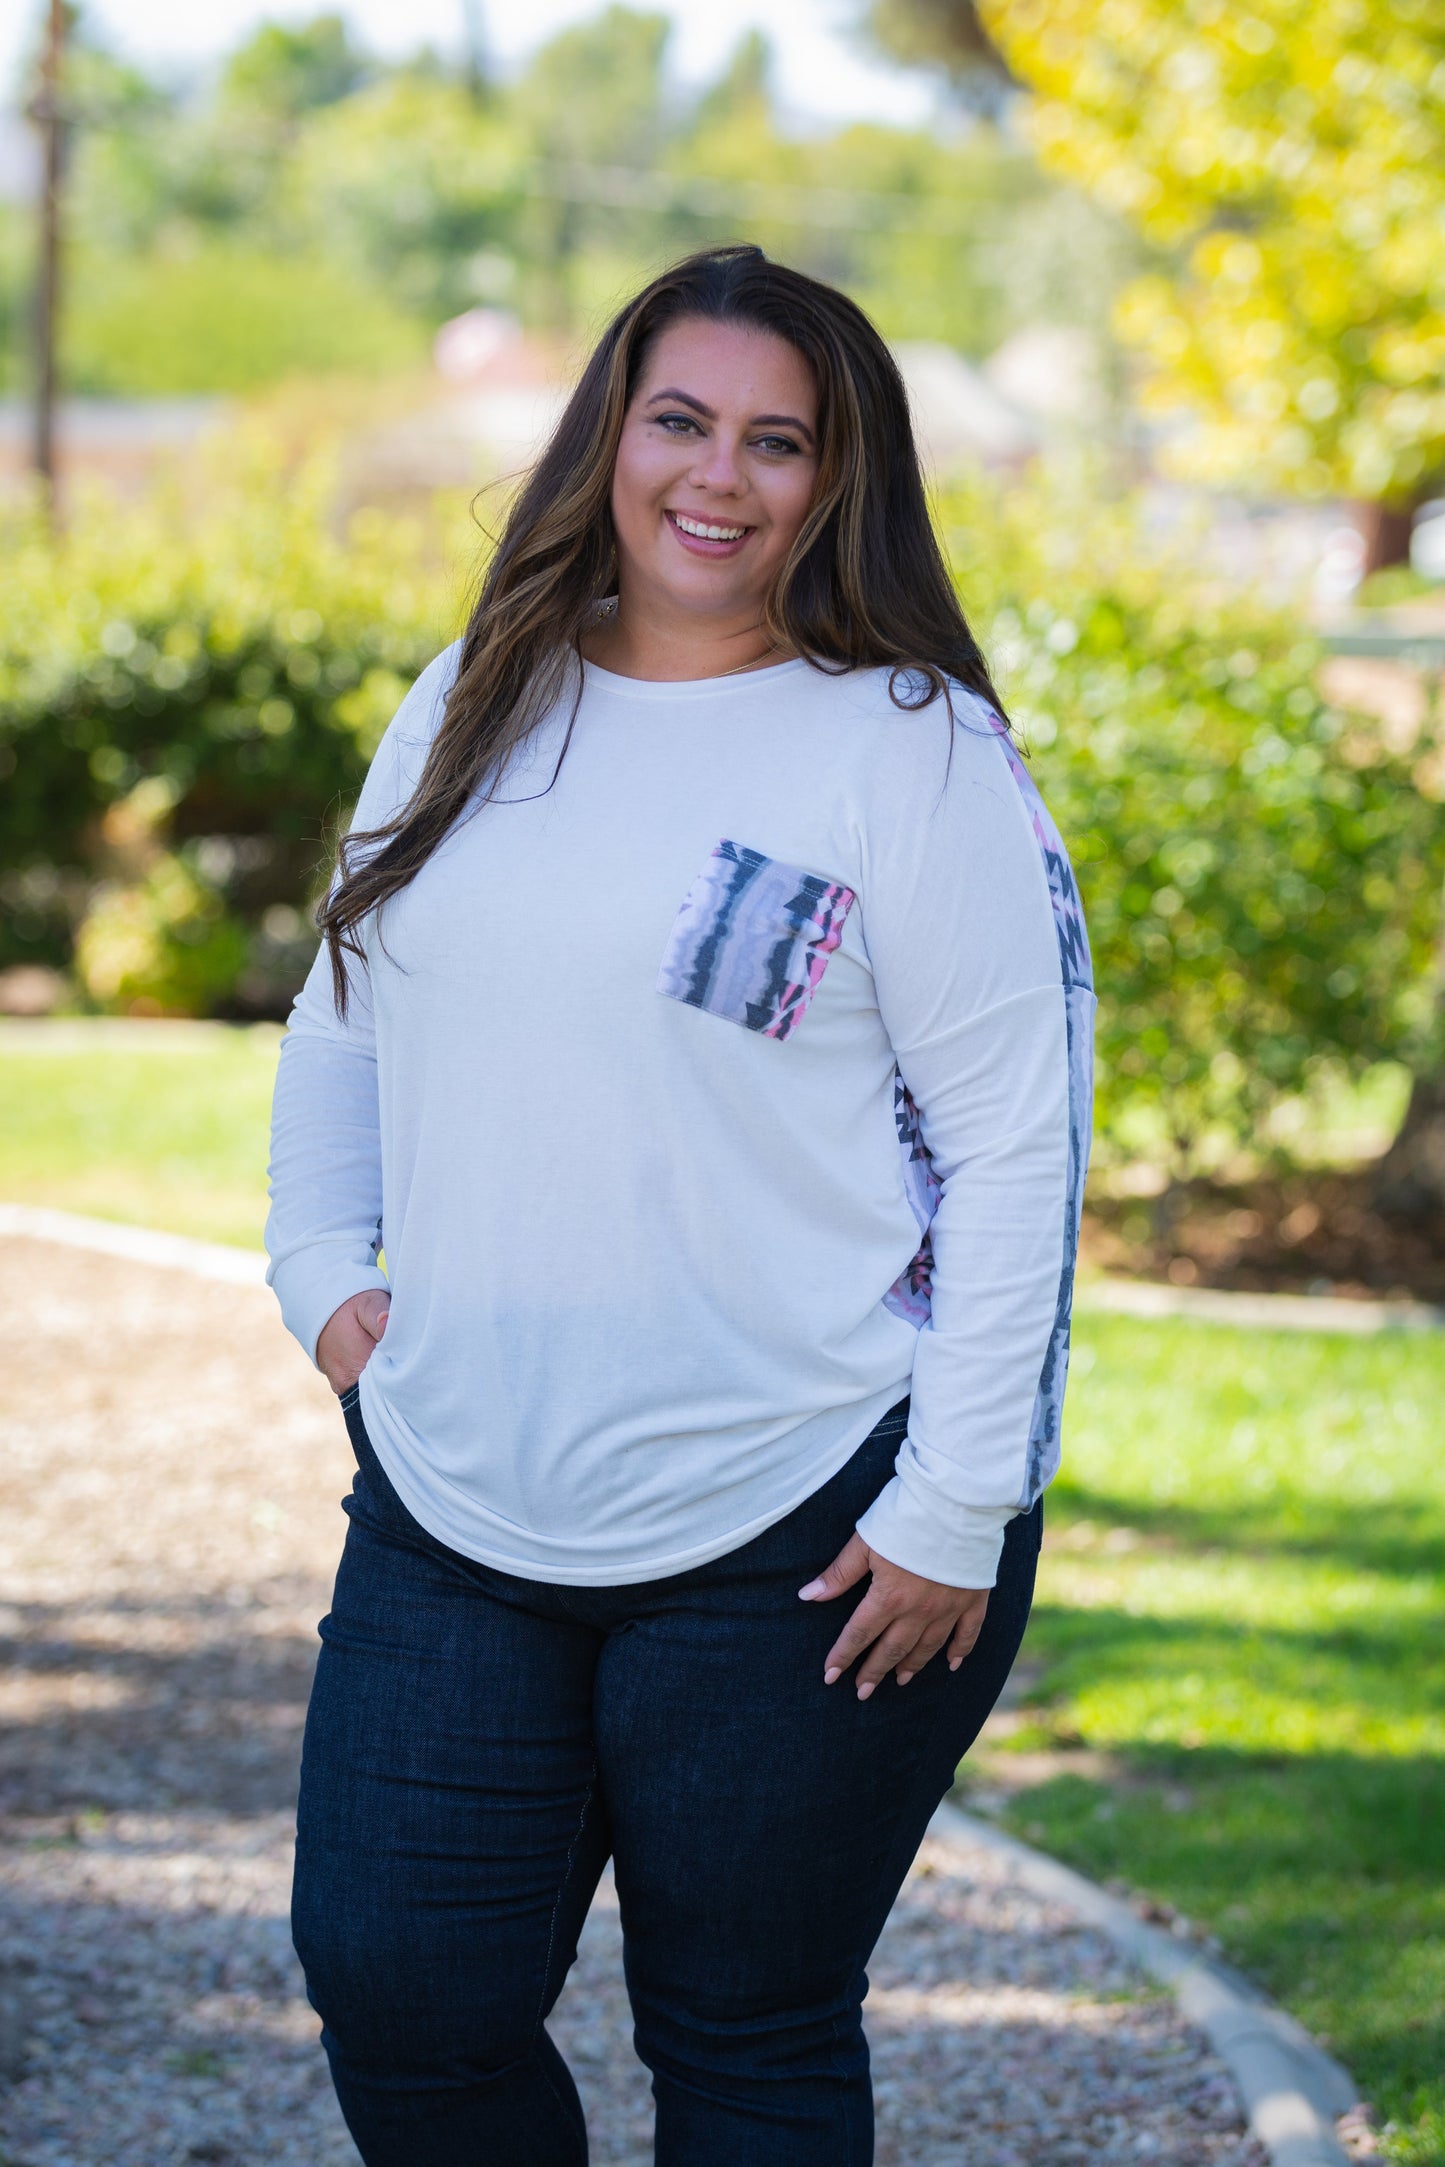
left=288, top=76, right=524, bottom=321
left=688, top=29, right=772, bottom=135
left=961, top=0, right=1445, bottom=567
left=218, top=14, right=370, bottom=118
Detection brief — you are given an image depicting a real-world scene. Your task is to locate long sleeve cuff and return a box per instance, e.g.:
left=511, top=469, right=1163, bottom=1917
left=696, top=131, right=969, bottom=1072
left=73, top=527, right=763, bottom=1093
left=855, top=1469, right=1016, bottom=1589
left=266, top=1251, right=391, bottom=1369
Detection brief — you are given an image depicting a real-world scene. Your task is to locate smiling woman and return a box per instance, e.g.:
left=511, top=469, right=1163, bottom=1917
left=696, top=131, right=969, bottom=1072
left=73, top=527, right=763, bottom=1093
left=264, top=244, right=1095, bottom=2167
left=592, top=321, right=822, bottom=658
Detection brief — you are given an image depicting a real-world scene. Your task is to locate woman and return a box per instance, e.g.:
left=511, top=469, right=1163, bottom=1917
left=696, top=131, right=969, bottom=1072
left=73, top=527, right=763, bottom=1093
left=265, top=243, right=1094, bottom=2167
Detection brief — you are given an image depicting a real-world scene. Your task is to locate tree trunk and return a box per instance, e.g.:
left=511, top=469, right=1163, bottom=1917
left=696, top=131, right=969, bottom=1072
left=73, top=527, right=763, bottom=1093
left=29, top=0, right=66, bottom=515
left=1372, top=1070, right=1445, bottom=1220
left=1356, top=497, right=1419, bottom=579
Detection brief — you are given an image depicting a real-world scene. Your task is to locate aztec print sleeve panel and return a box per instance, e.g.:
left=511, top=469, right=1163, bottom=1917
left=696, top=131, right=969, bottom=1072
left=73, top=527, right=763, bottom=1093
left=853, top=690, right=1095, bottom=1590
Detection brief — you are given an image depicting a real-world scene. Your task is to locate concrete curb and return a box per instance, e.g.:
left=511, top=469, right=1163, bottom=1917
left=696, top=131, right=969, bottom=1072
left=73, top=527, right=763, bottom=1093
left=0, top=1204, right=267, bottom=1285
left=927, top=1802, right=1358, bottom=2167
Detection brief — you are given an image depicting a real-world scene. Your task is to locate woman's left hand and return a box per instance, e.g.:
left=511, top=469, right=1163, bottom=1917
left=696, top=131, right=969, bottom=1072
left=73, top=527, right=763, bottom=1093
left=799, top=1534, right=989, bottom=1701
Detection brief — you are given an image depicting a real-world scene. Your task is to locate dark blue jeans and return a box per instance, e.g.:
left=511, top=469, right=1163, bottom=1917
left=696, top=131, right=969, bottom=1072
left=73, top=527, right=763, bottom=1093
left=293, top=1389, right=1041, bottom=2167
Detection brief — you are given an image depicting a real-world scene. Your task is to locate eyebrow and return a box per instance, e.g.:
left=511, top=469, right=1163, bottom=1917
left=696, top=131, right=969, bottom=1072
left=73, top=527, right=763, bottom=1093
left=644, top=387, right=816, bottom=446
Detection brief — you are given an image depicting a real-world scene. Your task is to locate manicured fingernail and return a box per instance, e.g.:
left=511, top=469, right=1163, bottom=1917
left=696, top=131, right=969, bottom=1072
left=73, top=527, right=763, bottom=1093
left=823, top=1667, right=842, bottom=1685
left=856, top=1681, right=875, bottom=1702
left=948, top=1657, right=962, bottom=1671
left=896, top=1670, right=914, bottom=1686
left=798, top=1579, right=827, bottom=1601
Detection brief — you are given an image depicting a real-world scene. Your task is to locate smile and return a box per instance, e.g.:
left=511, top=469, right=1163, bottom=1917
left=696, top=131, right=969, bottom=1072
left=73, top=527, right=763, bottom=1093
left=666, top=510, right=752, bottom=549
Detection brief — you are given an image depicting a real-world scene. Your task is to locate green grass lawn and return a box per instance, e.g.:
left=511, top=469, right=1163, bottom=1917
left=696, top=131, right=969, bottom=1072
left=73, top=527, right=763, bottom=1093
left=2, top=1021, right=1442, bottom=2159
left=0, top=1020, right=282, bottom=1248
left=980, top=1316, right=1445, bottom=2166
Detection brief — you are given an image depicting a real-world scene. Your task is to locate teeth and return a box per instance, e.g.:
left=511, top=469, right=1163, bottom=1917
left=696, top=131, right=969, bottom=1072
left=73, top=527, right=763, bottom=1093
left=673, top=513, right=746, bottom=541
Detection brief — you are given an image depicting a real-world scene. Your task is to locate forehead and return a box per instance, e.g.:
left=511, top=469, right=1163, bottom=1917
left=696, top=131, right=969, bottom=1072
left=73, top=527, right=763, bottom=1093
left=632, top=316, right=817, bottom=420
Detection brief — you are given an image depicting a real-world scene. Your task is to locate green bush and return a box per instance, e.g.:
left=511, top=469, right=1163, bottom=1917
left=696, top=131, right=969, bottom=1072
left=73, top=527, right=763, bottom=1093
left=73, top=849, right=252, bottom=1016
left=0, top=435, right=464, bottom=1012
left=940, top=476, right=1445, bottom=1169
left=63, top=240, right=427, bottom=396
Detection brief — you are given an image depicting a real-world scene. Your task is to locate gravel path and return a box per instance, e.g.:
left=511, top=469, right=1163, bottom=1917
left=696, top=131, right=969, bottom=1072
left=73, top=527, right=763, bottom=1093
left=0, top=1235, right=1270, bottom=2166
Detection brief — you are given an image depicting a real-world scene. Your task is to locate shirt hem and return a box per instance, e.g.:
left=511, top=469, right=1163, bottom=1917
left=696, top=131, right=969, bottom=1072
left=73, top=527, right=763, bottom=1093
left=355, top=1368, right=909, bottom=1586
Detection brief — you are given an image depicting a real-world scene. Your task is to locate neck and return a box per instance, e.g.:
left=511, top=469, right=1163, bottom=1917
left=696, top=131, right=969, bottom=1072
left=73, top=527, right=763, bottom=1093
left=580, top=584, right=786, bottom=683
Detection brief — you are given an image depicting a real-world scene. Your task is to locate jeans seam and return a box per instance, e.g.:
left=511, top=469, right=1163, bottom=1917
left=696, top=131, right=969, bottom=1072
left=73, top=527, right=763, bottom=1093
left=824, top=1997, right=867, bottom=2167
left=534, top=1761, right=597, bottom=2039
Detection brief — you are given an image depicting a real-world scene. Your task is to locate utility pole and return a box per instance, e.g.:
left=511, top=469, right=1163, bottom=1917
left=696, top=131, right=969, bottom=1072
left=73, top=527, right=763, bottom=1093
left=29, top=0, right=67, bottom=510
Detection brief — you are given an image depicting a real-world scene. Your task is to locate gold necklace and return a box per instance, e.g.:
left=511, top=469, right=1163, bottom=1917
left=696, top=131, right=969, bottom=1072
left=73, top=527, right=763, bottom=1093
left=715, top=645, right=782, bottom=677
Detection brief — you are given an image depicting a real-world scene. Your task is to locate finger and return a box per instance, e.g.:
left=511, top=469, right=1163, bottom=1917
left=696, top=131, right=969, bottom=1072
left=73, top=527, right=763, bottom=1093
left=799, top=1531, right=872, bottom=1604
left=854, top=1620, right=927, bottom=1700
left=823, top=1588, right=915, bottom=1683
left=947, top=1597, right=990, bottom=1670
left=893, top=1622, right=959, bottom=1686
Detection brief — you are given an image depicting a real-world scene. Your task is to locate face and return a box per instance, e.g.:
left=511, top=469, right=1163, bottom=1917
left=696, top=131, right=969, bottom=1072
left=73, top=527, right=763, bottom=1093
left=609, top=316, right=820, bottom=623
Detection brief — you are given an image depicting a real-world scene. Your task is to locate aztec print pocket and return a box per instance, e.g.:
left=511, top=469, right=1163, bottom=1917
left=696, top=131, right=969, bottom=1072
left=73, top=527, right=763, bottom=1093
left=657, top=839, right=856, bottom=1042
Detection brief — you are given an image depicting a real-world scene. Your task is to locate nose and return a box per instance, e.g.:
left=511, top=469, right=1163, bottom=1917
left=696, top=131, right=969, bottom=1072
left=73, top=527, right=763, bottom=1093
left=686, top=430, right=748, bottom=497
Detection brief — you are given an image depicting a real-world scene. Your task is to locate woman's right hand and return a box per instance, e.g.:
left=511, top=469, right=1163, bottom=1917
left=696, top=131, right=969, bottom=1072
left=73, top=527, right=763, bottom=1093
left=317, top=1289, right=391, bottom=1397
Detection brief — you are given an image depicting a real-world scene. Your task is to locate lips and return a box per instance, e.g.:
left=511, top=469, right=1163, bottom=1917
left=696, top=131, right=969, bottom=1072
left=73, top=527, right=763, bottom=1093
left=665, top=509, right=753, bottom=556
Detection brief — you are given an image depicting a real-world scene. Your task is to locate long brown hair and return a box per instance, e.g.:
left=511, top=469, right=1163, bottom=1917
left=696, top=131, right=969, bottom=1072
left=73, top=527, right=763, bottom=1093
left=318, top=243, right=1007, bottom=1015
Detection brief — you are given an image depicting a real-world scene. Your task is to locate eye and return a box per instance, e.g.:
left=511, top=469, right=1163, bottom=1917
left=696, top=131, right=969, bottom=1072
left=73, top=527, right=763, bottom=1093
left=755, top=434, right=803, bottom=456
left=654, top=412, right=702, bottom=435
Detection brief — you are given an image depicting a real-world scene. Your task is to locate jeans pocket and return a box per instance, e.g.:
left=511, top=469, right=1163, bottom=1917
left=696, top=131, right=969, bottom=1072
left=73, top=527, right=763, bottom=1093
left=336, top=1386, right=425, bottom=1548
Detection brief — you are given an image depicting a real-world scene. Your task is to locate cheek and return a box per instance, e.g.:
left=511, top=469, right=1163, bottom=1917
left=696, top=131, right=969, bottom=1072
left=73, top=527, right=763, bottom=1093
left=759, top=465, right=818, bottom=553
left=609, top=446, right=650, bottom=542
left=612, top=433, right=677, bottom=528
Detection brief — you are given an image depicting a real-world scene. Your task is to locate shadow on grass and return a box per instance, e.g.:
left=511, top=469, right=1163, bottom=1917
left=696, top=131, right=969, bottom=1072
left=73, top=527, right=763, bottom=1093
left=1051, top=1478, right=1445, bottom=1581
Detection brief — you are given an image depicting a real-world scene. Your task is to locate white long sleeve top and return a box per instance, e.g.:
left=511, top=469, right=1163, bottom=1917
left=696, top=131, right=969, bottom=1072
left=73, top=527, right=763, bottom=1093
left=265, top=645, right=1094, bottom=1588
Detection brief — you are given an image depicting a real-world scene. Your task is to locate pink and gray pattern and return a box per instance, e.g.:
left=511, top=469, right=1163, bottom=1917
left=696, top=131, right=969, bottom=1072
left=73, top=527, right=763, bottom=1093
left=885, top=710, right=1095, bottom=1509
left=882, top=1077, right=941, bottom=1329
left=658, top=840, right=856, bottom=1042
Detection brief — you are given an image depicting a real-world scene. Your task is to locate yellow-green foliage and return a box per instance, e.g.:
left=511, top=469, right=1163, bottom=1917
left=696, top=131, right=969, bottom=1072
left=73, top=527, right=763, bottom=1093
left=980, top=0, right=1445, bottom=504
left=74, top=851, right=252, bottom=1016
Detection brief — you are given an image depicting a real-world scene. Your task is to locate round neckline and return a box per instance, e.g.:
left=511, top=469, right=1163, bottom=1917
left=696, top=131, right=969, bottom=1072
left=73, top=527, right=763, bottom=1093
left=581, top=653, right=812, bottom=701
